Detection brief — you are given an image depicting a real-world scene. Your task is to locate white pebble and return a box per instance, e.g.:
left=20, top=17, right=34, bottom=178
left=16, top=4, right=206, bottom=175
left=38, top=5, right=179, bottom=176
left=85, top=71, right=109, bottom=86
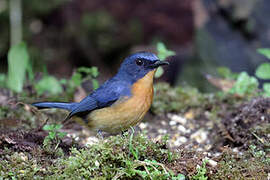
left=161, top=120, right=167, bottom=126
left=191, top=129, right=208, bottom=144
left=168, top=113, right=187, bottom=124
left=177, top=125, right=187, bottom=133
left=179, top=136, right=188, bottom=143
left=169, top=120, right=177, bottom=126
left=139, top=122, right=148, bottom=129
left=204, top=157, right=218, bottom=167
left=158, top=129, right=167, bottom=134
left=173, top=136, right=187, bottom=146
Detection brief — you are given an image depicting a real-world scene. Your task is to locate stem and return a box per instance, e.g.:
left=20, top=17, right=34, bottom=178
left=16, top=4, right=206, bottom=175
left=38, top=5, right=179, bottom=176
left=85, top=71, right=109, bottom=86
left=9, top=0, right=22, bottom=46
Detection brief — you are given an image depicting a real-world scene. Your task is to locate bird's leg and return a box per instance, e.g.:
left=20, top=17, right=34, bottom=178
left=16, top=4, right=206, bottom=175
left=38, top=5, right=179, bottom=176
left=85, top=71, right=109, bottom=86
left=97, top=130, right=104, bottom=140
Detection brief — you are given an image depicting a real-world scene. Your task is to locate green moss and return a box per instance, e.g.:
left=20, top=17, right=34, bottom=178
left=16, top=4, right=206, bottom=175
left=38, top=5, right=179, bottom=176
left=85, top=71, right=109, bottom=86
left=152, top=83, right=206, bottom=114
left=0, top=132, right=180, bottom=179
left=212, top=148, right=270, bottom=179
left=152, top=82, right=246, bottom=115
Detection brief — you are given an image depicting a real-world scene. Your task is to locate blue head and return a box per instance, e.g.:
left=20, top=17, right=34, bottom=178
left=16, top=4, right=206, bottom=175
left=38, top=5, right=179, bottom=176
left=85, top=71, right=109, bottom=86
left=117, top=52, right=169, bottom=83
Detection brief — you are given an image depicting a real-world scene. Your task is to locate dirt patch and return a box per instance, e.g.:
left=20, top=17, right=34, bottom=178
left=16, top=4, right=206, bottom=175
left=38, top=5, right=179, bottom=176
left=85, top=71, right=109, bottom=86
left=222, top=97, right=270, bottom=149
left=0, top=129, right=78, bottom=155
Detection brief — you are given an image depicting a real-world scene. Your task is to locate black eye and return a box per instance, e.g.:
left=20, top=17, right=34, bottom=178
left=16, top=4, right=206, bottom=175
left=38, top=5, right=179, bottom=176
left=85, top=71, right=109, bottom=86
left=136, top=59, right=143, bottom=66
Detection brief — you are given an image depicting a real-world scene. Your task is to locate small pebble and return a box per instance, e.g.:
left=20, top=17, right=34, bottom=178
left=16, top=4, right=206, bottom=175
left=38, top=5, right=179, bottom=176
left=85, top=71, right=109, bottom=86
left=169, top=120, right=177, bottom=126
left=161, top=120, right=167, bottom=126
left=168, top=113, right=187, bottom=124
left=19, top=152, right=28, bottom=161
left=179, top=136, right=188, bottom=143
left=177, top=125, right=187, bottom=134
left=158, top=129, right=167, bottom=134
left=139, top=122, right=147, bottom=129
left=191, top=129, right=208, bottom=144
left=173, top=136, right=187, bottom=146
left=204, top=157, right=218, bottom=167
left=232, top=147, right=239, bottom=153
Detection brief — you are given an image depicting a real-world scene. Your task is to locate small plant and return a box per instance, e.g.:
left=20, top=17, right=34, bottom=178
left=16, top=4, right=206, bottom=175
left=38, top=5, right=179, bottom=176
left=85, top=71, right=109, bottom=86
left=191, top=159, right=208, bottom=180
left=155, top=42, right=175, bottom=78
left=128, top=127, right=139, bottom=160
left=34, top=66, right=99, bottom=97
left=229, top=72, right=259, bottom=96
left=217, top=67, right=259, bottom=96
left=67, top=66, right=99, bottom=91
left=42, top=124, right=67, bottom=153
left=255, top=48, right=270, bottom=97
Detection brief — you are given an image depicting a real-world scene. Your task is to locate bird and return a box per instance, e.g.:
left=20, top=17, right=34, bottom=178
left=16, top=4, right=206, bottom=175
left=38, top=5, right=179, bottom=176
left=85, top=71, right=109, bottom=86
left=32, top=52, right=169, bottom=134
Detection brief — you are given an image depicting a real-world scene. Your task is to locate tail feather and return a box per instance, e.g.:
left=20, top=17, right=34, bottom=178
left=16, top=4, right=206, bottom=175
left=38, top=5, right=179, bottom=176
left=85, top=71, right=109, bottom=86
left=32, top=102, right=77, bottom=111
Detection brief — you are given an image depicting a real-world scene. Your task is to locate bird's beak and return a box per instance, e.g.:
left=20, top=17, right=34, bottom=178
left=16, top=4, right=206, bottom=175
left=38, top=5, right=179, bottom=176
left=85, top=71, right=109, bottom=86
left=149, top=60, right=169, bottom=68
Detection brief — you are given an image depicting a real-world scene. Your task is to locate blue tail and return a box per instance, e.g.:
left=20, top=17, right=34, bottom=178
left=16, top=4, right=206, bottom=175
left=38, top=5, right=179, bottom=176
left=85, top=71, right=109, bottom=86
left=32, top=102, right=77, bottom=111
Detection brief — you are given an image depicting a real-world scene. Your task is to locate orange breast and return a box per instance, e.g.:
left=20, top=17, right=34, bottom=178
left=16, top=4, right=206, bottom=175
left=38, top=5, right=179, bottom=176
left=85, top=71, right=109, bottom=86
left=85, top=70, right=156, bottom=133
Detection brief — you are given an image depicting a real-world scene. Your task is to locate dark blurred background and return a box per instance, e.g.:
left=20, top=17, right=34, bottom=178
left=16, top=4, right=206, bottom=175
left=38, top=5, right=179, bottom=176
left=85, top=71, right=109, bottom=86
left=1, top=0, right=270, bottom=91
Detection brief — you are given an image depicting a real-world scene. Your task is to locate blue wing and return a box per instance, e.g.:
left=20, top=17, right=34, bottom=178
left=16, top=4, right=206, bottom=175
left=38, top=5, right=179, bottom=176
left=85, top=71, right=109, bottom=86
left=66, top=78, right=131, bottom=119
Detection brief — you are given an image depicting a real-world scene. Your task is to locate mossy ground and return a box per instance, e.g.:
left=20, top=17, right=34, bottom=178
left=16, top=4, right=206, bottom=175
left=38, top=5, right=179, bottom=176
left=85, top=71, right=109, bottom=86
left=0, top=83, right=269, bottom=179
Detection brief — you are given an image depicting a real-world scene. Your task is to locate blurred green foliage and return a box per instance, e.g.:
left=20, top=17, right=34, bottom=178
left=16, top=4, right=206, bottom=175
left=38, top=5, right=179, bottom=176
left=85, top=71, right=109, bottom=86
left=35, top=76, right=63, bottom=96
left=1, top=41, right=99, bottom=100
left=229, top=72, right=259, bottom=96
left=34, top=66, right=99, bottom=97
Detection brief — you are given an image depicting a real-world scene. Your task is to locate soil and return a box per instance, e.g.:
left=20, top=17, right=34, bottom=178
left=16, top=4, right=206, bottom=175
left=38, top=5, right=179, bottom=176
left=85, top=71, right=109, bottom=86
left=0, top=87, right=269, bottom=178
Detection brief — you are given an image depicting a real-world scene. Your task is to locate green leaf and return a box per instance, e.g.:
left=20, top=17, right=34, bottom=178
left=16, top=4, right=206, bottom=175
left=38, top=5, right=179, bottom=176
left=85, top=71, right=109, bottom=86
left=157, top=42, right=175, bottom=60
left=59, top=78, right=67, bottom=85
left=57, top=132, right=67, bottom=139
left=154, top=67, right=164, bottom=78
left=155, top=42, right=175, bottom=78
left=92, top=79, right=99, bottom=90
left=43, top=124, right=54, bottom=131
left=7, top=42, right=29, bottom=92
left=54, top=124, right=62, bottom=130
left=255, top=63, right=270, bottom=79
left=230, top=72, right=258, bottom=95
left=217, top=67, right=238, bottom=79
left=263, top=83, right=270, bottom=97
left=91, top=67, right=99, bottom=77
left=48, top=131, right=56, bottom=139
left=77, top=67, right=92, bottom=74
left=71, top=73, right=82, bottom=86
left=257, top=48, right=270, bottom=59
left=35, top=76, right=63, bottom=95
